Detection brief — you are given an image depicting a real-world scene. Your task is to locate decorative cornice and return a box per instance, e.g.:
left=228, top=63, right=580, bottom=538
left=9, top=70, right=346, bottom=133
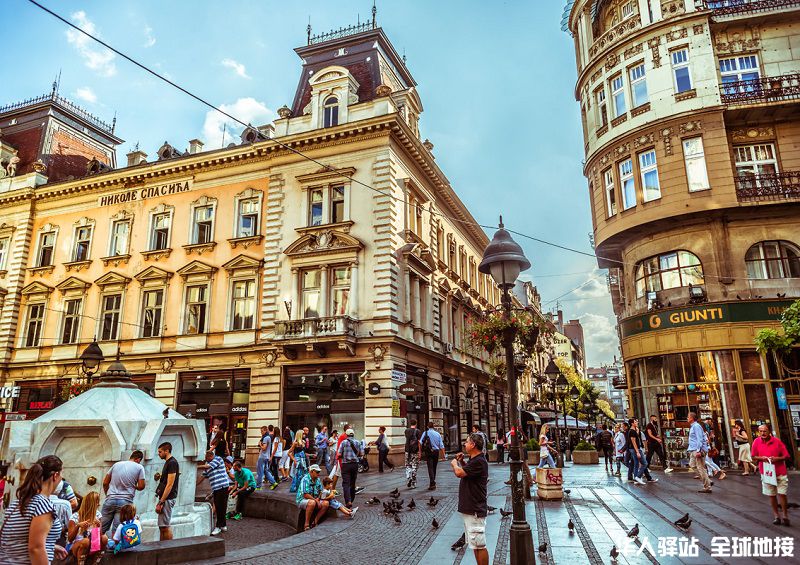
left=141, top=248, right=172, bottom=261
left=228, top=235, right=264, bottom=250
left=64, top=259, right=92, bottom=272
left=182, top=242, right=217, bottom=256
left=100, top=254, right=131, bottom=267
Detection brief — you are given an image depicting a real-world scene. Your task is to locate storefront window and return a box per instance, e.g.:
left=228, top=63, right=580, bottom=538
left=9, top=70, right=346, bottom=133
left=743, top=382, right=771, bottom=439
left=740, top=351, right=764, bottom=380
left=441, top=379, right=460, bottom=453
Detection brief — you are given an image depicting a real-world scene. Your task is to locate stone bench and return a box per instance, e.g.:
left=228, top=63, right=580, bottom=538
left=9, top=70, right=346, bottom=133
left=240, top=491, right=336, bottom=532
left=98, top=535, right=224, bottom=564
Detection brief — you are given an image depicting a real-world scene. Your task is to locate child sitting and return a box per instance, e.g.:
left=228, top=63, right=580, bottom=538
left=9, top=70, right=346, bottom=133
left=321, top=477, right=358, bottom=518
left=107, top=503, right=142, bottom=554
left=67, top=491, right=107, bottom=565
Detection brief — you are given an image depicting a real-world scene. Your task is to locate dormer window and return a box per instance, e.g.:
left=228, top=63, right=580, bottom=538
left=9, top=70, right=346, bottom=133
left=323, top=96, right=339, bottom=128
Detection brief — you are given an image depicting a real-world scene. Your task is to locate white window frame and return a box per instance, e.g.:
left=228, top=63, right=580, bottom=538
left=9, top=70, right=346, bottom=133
left=305, top=184, right=349, bottom=227
left=734, top=143, right=778, bottom=177
left=140, top=288, right=165, bottom=338
left=23, top=301, right=46, bottom=348
left=620, top=1, right=635, bottom=19
left=331, top=185, right=346, bottom=224
left=0, top=237, right=9, bottom=271
left=308, top=188, right=324, bottom=227
left=330, top=265, right=351, bottom=317
left=149, top=211, right=173, bottom=251
left=229, top=278, right=256, bottom=331
left=719, top=54, right=760, bottom=83
left=682, top=137, right=710, bottom=192
left=639, top=149, right=661, bottom=202
left=59, top=297, right=83, bottom=345
left=36, top=231, right=56, bottom=267
left=108, top=218, right=131, bottom=256
left=98, top=292, right=123, bottom=341
left=595, top=87, right=608, bottom=127
left=671, top=48, right=693, bottom=93
left=235, top=198, right=260, bottom=238
left=619, top=158, right=636, bottom=210
left=183, top=283, right=210, bottom=335
left=190, top=203, right=215, bottom=245
left=72, top=225, right=93, bottom=262
left=604, top=168, right=617, bottom=216
left=301, top=269, right=322, bottom=319
left=323, top=95, right=339, bottom=128
left=611, top=74, right=626, bottom=118
left=629, top=63, right=648, bottom=108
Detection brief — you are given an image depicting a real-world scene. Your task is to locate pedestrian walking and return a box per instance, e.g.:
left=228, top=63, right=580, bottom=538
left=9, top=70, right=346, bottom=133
left=613, top=423, right=625, bottom=476
left=404, top=419, right=423, bottom=489
left=645, top=415, right=673, bottom=473
left=197, top=450, right=231, bottom=535
left=751, top=423, right=791, bottom=526
left=327, top=430, right=339, bottom=473
left=421, top=422, right=445, bottom=490
left=627, top=418, right=649, bottom=485
left=471, top=425, right=488, bottom=455
left=0, top=455, right=66, bottom=565
left=733, top=420, right=755, bottom=475
left=537, top=424, right=556, bottom=468
left=271, top=425, right=284, bottom=482
left=289, top=430, right=308, bottom=493
left=450, top=433, right=489, bottom=565
left=256, top=426, right=277, bottom=489
left=296, top=464, right=329, bottom=530
left=495, top=429, right=505, bottom=464
left=155, top=441, right=180, bottom=540
left=229, top=461, right=257, bottom=520
left=687, top=412, right=712, bottom=493
left=598, top=423, right=614, bottom=472
left=330, top=425, right=349, bottom=491
left=100, top=450, right=146, bottom=536
left=370, top=426, right=394, bottom=473
left=279, top=425, right=293, bottom=482
left=315, top=425, right=330, bottom=470
left=210, top=423, right=230, bottom=459
left=337, top=428, right=363, bottom=509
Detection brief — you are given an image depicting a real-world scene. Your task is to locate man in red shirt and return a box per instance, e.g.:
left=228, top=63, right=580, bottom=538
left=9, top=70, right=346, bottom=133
left=750, top=423, right=791, bottom=526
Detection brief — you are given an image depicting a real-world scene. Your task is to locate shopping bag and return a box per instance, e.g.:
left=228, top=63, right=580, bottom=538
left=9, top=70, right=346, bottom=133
left=761, top=461, right=778, bottom=486
left=88, top=526, right=102, bottom=553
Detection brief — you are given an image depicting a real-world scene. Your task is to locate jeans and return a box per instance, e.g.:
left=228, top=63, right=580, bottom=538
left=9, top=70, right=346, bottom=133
left=316, top=447, right=328, bottom=470
left=341, top=461, right=359, bottom=506
left=378, top=448, right=392, bottom=472
left=100, top=497, right=130, bottom=537
left=426, top=457, right=438, bottom=487
left=538, top=452, right=556, bottom=468
left=628, top=448, right=648, bottom=479
left=705, top=456, right=721, bottom=475
left=602, top=447, right=613, bottom=468
left=212, top=488, right=229, bottom=528
left=270, top=456, right=280, bottom=480
left=235, top=486, right=255, bottom=514
left=646, top=442, right=667, bottom=467
left=256, top=453, right=275, bottom=486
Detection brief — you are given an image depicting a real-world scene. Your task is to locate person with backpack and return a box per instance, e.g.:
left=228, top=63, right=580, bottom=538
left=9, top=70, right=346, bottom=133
left=420, top=422, right=445, bottom=491
left=107, top=504, right=141, bottom=554
left=336, top=429, right=364, bottom=509
left=598, top=423, right=614, bottom=472
left=404, top=420, right=423, bottom=489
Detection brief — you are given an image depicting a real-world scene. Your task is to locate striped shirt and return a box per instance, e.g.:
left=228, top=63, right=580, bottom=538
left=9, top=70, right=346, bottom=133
left=203, top=456, right=231, bottom=492
left=336, top=437, right=363, bottom=463
left=0, top=494, right=62, bottom=564
left=295, top=473, right=322, bottom=505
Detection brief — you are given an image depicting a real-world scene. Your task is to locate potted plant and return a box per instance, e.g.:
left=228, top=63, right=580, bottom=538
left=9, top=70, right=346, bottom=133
left=486, top=442, right=498, bottom=462
left=526, top=438, right=540, bottom=466
left=572, top=440, right=599, bottom=464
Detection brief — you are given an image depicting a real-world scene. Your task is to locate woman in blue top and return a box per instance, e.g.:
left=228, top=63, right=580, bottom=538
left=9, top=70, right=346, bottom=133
left=289, top=430, right=308, bottom=493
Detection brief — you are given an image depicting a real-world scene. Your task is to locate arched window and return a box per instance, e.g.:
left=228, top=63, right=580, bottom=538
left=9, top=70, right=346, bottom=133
left=634, top=251, right=704, bottom=297
left=323, top=96, right=339, bottom=128
left=745, top=240, right=800, bottom=279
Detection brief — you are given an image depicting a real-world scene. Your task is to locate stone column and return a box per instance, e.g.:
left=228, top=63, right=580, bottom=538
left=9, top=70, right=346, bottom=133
left=412, top=275, right=421, bottom=342
left=290, top=268, right=299, bottom=319
left=319, top=265, right=329, bottom=318
left=403, top=267, right=412, bottom=322
left=348, top=262, right=359, bottom=318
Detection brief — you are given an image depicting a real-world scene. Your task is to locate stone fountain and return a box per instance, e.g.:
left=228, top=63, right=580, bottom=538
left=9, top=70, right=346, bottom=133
left=0, top=359, right=211, bottom=541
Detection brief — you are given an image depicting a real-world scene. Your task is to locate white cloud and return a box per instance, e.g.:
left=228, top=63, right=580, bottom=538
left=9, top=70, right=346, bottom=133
left=74, top=87, right=97, bottom=104
left=143, top=25, right=156, bottom=48
left=221, top=58, right=251, bottom=79
left=66, top=11, right=116, bottom=77
left=573, top=274, right=609, bottom=300
left=576, top=312, right=619, bottom=358
left=202, top=98, right=274, bottom=149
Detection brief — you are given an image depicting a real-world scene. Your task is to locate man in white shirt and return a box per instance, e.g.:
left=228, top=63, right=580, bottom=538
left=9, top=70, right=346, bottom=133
left=101, top=450, right=146, bottom=535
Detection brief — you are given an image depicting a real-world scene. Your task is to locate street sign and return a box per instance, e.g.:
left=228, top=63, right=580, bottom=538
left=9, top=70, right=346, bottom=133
left=398, top=383, right=418, bottom=395
left=776, top=387, right=788, bottom=410
left=368, top=383, right=381, bottom=395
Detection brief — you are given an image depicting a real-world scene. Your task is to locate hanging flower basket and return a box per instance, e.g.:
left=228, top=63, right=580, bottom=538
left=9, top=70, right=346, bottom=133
left=469, top=311, right=550, bottom=355
left=59, top=378, right=92, bottom=401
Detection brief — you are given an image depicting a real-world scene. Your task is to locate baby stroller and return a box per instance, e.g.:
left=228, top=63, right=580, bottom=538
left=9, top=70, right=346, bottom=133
left=358, top=446, right=371, bottom=473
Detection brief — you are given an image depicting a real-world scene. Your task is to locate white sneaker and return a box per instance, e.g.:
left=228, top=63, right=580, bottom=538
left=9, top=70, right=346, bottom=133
left=350, top=506, right=359, bottom=518
left=634, top=477, right=646, bottom=485
left=221, top=527, right=227, bottom=532
left=664, top=468, right=674, bottom=473
left=211, top=527, right=222, bottom=535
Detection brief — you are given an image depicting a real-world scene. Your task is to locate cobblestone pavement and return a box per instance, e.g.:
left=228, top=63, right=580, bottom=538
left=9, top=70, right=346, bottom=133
left=189, top=460, right=799, bottom=565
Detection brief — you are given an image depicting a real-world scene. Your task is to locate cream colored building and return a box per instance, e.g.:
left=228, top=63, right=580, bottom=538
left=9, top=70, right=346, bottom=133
left=0, top=23, right=513, bottom=464
left=563, top=0, right=800, bottom=466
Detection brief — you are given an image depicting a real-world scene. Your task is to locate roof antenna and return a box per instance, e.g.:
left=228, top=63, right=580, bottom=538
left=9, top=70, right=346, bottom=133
left=402, top=47, right=407, bottom=65
left=307, top=16, right=312, bottom=43
left=372, top=0, right=377, bottom=27
left=51, top=69, right=61, bottom=97
left=111, top=111, right=117, bottom=134
left=221, top=123, right=226, bottom=148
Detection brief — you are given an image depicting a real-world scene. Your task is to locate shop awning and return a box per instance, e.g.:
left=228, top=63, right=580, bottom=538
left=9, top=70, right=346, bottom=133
left=555, top=415, right=591, bottom=429
left=521, top=410, right=541, bottom=424
left=534, top=409, right=557, bottom=421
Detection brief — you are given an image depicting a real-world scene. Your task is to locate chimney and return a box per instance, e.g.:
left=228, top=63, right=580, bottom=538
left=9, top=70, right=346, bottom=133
left=126, top=150, right=148, bottom=167
left=188, top=139, right=204, bottom=154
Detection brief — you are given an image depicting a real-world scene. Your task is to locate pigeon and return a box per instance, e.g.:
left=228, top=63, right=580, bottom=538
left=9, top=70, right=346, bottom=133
left=427, top=497, right=438, bottom=507
left=676, top=518, right=692, bottom=530
left=395, top=499, right=404, bottom=509
left=627, top=523, right=639, bottom=538
left=499, top=509, right=513, bottom=517
left=674, top=513, right=689, bottom=526
left=563, top=489, right=571, bottom=495
left=432, top=518, right=439, bottom=529
left=538, top=542, right=548, bottom=554
left=390, top=488, right=399, bottom=496
left=366, top=497, right=380, bottom=505
left=787, top=502, right=800, bottom=509
left=383, top=502, right=391, bottom=512
left=408, top=499, right=416, bottom=510
left=610, top=546, right=619, bottom=560
left=488, top=505, right=497, bottom=513
left=394, top=514, right=401, bottom=524
left=568, top=518, right=575, bottom=533
left=451, top=534, right=466, bottom=550
left=390, top=491, right=401, bottom=499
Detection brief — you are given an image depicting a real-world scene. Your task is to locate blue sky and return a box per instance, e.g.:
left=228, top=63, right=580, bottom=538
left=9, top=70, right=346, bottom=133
left=4, top=0, right=618, bottom=366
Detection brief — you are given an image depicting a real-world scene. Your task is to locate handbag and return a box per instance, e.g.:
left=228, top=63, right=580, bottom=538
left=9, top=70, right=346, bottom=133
left=89, top=526, right=102, bottom=553
left=761, top=461, right=778, bottom=487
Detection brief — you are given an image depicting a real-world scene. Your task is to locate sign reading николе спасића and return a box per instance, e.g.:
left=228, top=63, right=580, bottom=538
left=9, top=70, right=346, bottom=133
left=619, top=299, right=794, bottom=339
left=97, top=179, right=193, bottom=207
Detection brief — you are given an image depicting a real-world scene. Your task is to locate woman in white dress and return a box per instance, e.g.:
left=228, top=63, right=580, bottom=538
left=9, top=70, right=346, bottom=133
left=733, top=420, right=755, bottom=475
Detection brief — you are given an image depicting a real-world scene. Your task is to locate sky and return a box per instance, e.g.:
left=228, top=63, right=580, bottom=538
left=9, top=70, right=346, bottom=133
left=3, top=0, right=619, bottom=367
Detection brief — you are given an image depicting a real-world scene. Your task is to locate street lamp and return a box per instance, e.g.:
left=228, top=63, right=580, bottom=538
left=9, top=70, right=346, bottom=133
left=479, top=217, right=535, bottom=565
left=543, top=359, right=567, bottom=467
left=79, top=340, right=105, bottom=378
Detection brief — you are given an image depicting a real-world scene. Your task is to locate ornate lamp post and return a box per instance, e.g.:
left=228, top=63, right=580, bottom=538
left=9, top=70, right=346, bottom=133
left=543, top=359, right=567, bottom=467
left=79, top=340, right=105, bottom=378
left=479, top=218, right=535, bottom=565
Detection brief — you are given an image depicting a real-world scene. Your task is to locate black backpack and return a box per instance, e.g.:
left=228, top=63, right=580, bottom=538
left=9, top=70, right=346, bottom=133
left=600, top=430, right=613, bottom=448
left=421, top=432, right=433, bottom=460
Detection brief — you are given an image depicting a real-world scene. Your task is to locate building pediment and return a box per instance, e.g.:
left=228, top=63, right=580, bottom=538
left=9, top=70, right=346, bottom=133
left=177, top=260, right=218, bottom=280
left=55, top=276, right=91, bottom=293
left=437, top=277, right=452, bottom=293
left=284, top=229, right=363, bottom=258
left=21, top=281, right=53, bottom=296
left=398, top=242, right=437, bottom=275
left=222, top=254, right=262, bottom=274
left=94, top=271, right=131, bottom=288
left=134, top=266, right=173, bottom=283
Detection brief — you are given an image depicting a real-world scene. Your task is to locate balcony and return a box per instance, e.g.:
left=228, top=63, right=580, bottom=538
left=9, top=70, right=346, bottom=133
left=735, top=171, right=800, bottom=202
left=612, top=375, right=628, bottom=389
left=274, top=316, right=358, bottom=340
left=721, top=73, right=800, bottom=106
left=703, top=0, right=800, bottom=18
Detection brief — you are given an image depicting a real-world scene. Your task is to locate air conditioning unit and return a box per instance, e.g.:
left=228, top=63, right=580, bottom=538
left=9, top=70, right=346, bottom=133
left=430, top=395, right=451, bottom=410
left=444, top=343, right=453, bottom=353
left=495, top=404, right=503, bottom=415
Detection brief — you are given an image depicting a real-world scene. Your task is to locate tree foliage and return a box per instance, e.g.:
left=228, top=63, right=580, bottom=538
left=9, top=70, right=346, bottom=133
left=755, top=299, right=800, bottom=355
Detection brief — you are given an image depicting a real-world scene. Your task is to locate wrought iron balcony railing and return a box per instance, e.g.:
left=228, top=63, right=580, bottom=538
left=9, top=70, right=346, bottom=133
left=274, top=316, right=357, bottom=340
left=720, top=73, right=800, bottom=105
left=735, top=171, right=800, bottom=201
left=703, top=0, right=800, bottom=17
left=612, top=375, right=628, bottom=390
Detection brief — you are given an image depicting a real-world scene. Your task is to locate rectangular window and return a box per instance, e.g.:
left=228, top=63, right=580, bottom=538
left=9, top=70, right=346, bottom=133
left=448, top=236, right=456, bottom=268
left=671, top=48, right=692, bottom=93
left=302, top=270, right=321, bottom=318
left=595, top=88, right=608, bottom=127
left=231, top=279, right=255, bottom=330
left=236, top=198, right=259, bottom=238
left=141, top=289, right=164, bottom=338
left=734, top=143, right=778, bottom=177
left=436, top=226, right=445, bottom=261
left=682, top=137, right=710, bottom=192
left=61, top=298, right=82, bottom=344
left=192, top=205, right=214, bottom=244
left=72, top=226, right=92, bottom=262
left=619, top=158, right=636, bottom=210
left=150, top=213, right=171, bottom=251
left=100, top=294, right=122, bottom=341
left=719, top=55, right=760, bottom=96
left=37, top=232, right=55, bottom=267
left=611, top=74, right=626, bottom=118
left=639, top=150, right=661, bottom=202
left=604, top=168, right=617, bottom=216
left=629, top=64, right=648, bottom=107
left=109, top=219, right=130, bottom=256
left=0, top=237, right=9, bottom=270
left=621, top=1, right=635, bottom=19
left=24, top=303, right=45, bottom=347
left=308, top=189, right=323, bottom=226
left=184, top=284, right=208, bottom=334
left=330, top=266, right=351, bottom=316
left=331, top=186, right=345, bottom=224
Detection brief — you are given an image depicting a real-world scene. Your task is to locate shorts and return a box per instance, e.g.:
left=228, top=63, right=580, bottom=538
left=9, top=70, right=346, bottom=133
left=279, top=453, right=290, bottom=469
left=461, top=512, right=487, bottom=549
left=330, top=461, right=341, bottom=478
left=762, top=475, right=789, bottom=496
left=298, top=498, right=317, bottom=509
left=157, top=499, right=176, bottom=527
